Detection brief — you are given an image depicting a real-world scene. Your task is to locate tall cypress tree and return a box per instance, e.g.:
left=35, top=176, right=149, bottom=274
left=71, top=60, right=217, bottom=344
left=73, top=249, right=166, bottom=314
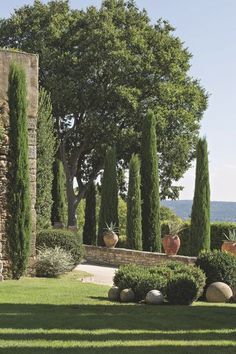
left=36, top=88, right=56, bottom=230
left=126, top=154, right=142, bottom=250
left=51, top=158, right=67, bottom=226
left=141, top=110, right=161, bottom=252
left=98, top=146, right=119, bottom=245
left=190, top=137, right=211, bottom=256
left=83, top=182, right=97, bottom=245
left=7, top=62, right=31, bottom=279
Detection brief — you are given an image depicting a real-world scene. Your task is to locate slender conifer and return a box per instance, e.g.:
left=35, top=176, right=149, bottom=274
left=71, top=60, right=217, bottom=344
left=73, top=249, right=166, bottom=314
left=141, top=110, right=161, bottom=252
left=126, top=154, right=142, bottom=250
left=83, top=182, right=97, bottom=245
left=98, top=146, right=119, bottom=245
left=51, top=158, right=67, bottom=226
left=190, top=137, right=211, bottom=255
left=7, top=63, right=31, bottom=279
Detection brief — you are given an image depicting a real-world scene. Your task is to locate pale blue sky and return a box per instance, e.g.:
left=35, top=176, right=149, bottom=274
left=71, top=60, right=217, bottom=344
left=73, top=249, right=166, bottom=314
left=1, top=0, right=236, bottom=201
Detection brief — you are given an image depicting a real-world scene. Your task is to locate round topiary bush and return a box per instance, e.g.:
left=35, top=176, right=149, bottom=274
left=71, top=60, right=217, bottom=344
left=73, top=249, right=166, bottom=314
left=196, top=250, right=236, bottom=296
left=36, top=229, right=84, bottom=265
left=113, top=262, right=205, bottom=302
left=35, top=246, right=74, bottom=278
left=166, top=275, right=199, bottom=305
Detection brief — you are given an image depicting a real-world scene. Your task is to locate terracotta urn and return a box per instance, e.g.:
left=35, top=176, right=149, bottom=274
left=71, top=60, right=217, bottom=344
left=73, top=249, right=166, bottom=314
left=162, top=234, right=180, bottom=256
left=103, top=231, right=119, bottom=248
left=221, top=241, right=236, bottom=256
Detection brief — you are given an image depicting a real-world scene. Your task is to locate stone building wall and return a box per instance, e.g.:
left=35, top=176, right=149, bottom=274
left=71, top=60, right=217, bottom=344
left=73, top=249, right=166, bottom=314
left=0, top=50, right=38, bottom=279
left=84, top=245, right=196, bottom=267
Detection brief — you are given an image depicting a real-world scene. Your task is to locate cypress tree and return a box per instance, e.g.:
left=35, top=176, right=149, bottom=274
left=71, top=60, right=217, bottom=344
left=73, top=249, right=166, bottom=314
left=51, top=158, right=67, bottom=226
left=126, top=154, right=142, bottom=250
left=7, top=62, right=31, bottom=279
left=98, top=146, right=119, bottom=245
left=83, top=182, right=97, bottom=245
left=190, top=137, right=211, bottom=255
left=36, top=88, right=56, bottom=230
left=141, top=110, right=161, bottom=252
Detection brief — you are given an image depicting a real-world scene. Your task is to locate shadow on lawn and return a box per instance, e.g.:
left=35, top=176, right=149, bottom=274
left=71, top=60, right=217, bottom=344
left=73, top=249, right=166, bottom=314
left=0, top=303, right=235, bottom=330
left=0, top=347, right=235, bottom=354
left=0, top=303, right=235, bottom=353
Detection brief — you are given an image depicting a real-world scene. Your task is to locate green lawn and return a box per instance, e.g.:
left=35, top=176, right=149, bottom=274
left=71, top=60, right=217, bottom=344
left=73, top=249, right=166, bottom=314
left=0, top=272, right=235, bottom=354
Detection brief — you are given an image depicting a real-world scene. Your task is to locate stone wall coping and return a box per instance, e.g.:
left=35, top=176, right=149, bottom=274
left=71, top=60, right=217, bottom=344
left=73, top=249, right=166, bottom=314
left=84, top=245, right=196, bottom=267
left=0, top=48, right=38, bottom=57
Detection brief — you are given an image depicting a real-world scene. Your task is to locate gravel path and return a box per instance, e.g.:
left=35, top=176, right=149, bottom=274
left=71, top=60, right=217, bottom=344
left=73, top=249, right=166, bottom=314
left=75, top=262, right=117, bottom=286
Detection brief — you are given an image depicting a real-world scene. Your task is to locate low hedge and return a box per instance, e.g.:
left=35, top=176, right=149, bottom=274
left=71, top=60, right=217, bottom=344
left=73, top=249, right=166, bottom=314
left=36, top=229, right=84, bottom=265
left=196, top=250, right=236, bottom=297
left=113, top=261, right=206, bottom=303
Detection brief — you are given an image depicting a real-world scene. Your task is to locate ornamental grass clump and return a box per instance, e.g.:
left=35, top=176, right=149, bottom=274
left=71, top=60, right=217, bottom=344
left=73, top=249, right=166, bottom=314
left=35, top=246, right=74, bottom=278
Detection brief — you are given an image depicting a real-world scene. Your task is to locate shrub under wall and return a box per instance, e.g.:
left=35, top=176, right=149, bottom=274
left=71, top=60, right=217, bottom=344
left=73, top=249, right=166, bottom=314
left=36, top=229, right=84, bottom=265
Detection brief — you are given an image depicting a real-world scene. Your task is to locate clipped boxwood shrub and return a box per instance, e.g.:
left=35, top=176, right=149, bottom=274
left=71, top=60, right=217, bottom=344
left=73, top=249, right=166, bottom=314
left=196, top=250, right=236, bottom=292
left=36, top=246, right=74, bottom=278
left=36, top=229, right=84, bottom=264
left=166, top=275, right=199, bottom=305
left=113, top=261, right=205, bottom=302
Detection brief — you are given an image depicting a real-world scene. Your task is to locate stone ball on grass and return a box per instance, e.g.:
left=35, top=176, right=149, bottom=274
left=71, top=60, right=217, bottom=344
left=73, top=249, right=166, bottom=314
left=146, top=290, right=164, bottom=305
left=108, top=286, right=120, bottom=301
left=120, top=288, right=135, bottom=303
left=206, top=282, right=233, bottom=303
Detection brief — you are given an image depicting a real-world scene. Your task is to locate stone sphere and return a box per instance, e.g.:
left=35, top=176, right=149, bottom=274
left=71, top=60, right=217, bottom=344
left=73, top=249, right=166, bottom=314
left=146, top=290, right=164, bottom=305
left=206, top=282, right=233, bottom=303
left=108, top=286, right=120, bottom=301
left=120, top=288, right=135, bottom=303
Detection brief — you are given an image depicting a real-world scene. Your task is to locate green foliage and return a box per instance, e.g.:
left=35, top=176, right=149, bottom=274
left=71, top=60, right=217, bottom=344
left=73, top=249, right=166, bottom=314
left=166, top=275, right=199, bottom=305
left=76, top=198, right=85, bottom=230
left=210, top=222, right=236, bottom=250
left=51, top=158, right=67, bottom=225
left=83, top=182, right=97, bottom=245
left=160, top=205, right=182, bottom=223
left=190, top=137, right=211, bottom=256
left=126, top=154, right=142, bottom=250
left=35, top=246, right=74, bottom=278
left=118, top=196, right=127, bottom=238
left=98, top=146, right=119, bottom=245
left=196, top=250, right=236, bottom=293
left=7, top=62, right=31, bottom=279
left=36, top=229, right=84, bottom=265
left=36, top=88, right=56, bottom=230
left=114, top=261, right=205, bottom=302
left=141, top=110, right=161, bottom=252
left=0, top=0, right=208, bottom=202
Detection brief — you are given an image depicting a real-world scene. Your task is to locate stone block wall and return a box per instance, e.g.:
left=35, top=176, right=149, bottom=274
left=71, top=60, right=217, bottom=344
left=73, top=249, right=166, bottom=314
left=84, top=245, right=196, bottom=267
left=0, top=50, right=38, bottom=279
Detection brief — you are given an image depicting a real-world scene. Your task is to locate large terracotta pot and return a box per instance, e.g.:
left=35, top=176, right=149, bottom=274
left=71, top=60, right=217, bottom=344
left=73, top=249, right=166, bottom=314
left=162, top=234, right=180, bottom=256
left=221, top=241, right=236, bottom=256
left=103, top=231, right=119, bottom=248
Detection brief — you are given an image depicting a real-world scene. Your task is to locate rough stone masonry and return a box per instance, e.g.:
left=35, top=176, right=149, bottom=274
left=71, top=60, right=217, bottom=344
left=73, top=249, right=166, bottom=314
left=0, top=50, right=38, bottom=279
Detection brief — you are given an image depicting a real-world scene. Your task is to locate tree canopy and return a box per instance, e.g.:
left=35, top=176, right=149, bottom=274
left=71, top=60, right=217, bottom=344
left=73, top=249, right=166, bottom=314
left=0, top=0, right=208, bottom=224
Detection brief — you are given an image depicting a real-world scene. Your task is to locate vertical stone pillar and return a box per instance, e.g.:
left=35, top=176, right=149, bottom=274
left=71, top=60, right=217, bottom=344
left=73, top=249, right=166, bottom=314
left=0, top=50, right=38, bottom=279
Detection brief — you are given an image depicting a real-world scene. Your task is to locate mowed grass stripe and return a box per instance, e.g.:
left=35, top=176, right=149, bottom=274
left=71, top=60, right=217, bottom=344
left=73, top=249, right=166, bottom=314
left=0, top=340, right=235, bottom=348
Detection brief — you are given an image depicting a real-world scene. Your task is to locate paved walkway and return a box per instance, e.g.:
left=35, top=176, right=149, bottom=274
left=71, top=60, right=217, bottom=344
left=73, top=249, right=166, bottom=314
left=75, top=262, right=117, bottom=286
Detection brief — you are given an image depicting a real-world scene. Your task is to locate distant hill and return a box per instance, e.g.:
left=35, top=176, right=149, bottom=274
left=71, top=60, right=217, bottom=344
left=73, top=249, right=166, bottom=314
left=161, top=200, right=236, bottom=223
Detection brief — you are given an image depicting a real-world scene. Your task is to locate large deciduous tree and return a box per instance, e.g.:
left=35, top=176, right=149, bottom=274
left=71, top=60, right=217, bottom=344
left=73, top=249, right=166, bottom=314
left=141, top=110, right=161, bottom=252
left=190, top=137, right=211, bottom=256
left=0, top=0, right=208, bottom=226
left=7, top=63, right=31, bottom=279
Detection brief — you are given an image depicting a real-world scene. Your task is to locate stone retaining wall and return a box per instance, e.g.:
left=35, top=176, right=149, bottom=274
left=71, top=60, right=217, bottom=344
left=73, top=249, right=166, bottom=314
left=84, top=245, right=196, bottom=267
left=0, top=50, right=38, bottom=279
